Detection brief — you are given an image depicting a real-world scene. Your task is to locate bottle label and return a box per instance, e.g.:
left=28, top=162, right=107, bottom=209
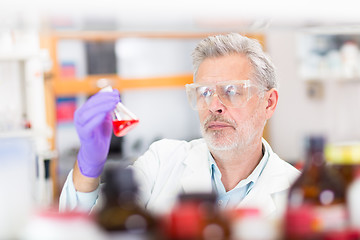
left=286, top=204, right=347, bottom=238
left=313, top=204, right=347, bottom=231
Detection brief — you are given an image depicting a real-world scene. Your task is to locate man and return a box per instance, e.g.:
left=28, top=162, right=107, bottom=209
left=59, top=33, right=299, bottom=218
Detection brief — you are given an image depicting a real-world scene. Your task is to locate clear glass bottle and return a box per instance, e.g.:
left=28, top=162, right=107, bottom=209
left=96, top=166, right=156, bottom=239
left=285, top=136, right=347, bottom=240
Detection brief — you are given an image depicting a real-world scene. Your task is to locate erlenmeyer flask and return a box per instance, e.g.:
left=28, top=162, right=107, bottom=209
left=101, top=86, right=139, bottom=137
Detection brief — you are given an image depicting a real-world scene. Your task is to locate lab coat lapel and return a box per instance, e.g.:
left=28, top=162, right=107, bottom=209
left=238, top=152, right=292, bottom=217
left=180, top=143, right=213, bottom=194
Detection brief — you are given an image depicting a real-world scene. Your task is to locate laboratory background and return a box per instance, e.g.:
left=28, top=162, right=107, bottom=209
left=1, top=0, right=360, bottom=239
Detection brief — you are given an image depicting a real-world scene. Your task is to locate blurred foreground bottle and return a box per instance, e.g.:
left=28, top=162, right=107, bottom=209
left=285, top=136, right=347, bottom=240
left=22, top=210, right=104, bottom=240
left=229, top=208, right=279, bottom=240
left=96, top=166, right=156, bottom=240
left=347, top=166, right=360, bottom=231
left=325, top=142, right=360, bottom=194
left=325, top=143, right=360, bottom=239
left=160, top=192, right=230, bottom=240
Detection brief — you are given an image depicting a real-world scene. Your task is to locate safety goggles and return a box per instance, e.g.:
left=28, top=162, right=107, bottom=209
left=185, top=80, right=261, bottom=110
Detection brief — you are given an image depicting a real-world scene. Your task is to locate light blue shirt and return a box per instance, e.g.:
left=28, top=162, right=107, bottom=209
left=209, top=145, right=269, bottom=208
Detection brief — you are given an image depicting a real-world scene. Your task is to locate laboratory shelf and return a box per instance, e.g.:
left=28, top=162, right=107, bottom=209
left=0, top=129, right=35, bottom=139
left=0, top=52, right=40, bottom=61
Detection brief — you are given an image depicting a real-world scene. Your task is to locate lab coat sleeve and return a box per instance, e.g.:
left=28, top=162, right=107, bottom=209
left=59, top=169, right=100, bottom=213
left=130, top=141, right=161, bottom=208
left=130, top=139, right=196, bottom=213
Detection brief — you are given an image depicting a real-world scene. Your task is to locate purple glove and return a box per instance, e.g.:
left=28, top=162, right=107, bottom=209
left=74, top=90, right=120, bottom=178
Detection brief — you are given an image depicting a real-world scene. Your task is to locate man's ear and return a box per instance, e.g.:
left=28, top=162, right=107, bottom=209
left=265, top=88, right=279, bottom=119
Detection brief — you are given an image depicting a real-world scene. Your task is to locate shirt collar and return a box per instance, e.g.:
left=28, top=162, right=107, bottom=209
left=245, top=144, right=268, bottom=187
left=209, top=143, right=269, bottom=191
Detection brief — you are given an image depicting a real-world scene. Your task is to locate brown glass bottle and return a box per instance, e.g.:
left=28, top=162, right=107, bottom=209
left=96, top=165, right=156, bottom=239
left=284, top=136, right=347, bottom=240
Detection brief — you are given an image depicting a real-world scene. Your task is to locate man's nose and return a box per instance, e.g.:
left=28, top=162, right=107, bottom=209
left=207, top=94, right=225, bottom=114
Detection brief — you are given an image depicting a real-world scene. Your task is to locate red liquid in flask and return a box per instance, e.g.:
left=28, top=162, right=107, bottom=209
left=112, top=119, right=139, bottom=137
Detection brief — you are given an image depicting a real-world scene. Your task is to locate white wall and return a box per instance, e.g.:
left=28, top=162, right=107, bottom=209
left=121, top=88, right=201, bottom=159
left=266, top=31, right=306, bottom=162
left=116, top=38, right=197, bottom=78
left=266, top=30, right=360, bottom=163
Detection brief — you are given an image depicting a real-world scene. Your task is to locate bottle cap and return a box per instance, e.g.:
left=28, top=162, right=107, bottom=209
left=325, top=142, right=360, bottom=164
left=99, top=85, right=113, bottom=93
left=307, top=136, right=325, bottom=151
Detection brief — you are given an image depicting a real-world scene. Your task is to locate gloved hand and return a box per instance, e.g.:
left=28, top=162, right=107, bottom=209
left=74, top=89, right=120, bottom=178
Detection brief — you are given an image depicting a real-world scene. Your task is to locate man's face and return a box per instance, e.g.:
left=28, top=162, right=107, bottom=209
left=196, top=54, right=267, bottom=152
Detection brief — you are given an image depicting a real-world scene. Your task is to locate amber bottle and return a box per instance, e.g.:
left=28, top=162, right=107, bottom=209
left=96, top=166, right=156, bottom=239
left=285, top=136, right=347, bottom=240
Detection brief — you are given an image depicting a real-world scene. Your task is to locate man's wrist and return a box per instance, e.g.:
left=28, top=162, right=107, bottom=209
left=73, top=160, right=100, bottom=193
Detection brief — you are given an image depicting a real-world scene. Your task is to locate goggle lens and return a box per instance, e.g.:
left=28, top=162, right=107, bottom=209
left=186, top=80, right=257, bottom=110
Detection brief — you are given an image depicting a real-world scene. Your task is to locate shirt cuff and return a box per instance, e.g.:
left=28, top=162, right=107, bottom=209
left=59, top=169, right=100, bottom=213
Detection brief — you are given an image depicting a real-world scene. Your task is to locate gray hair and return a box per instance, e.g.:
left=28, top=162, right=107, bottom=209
left=191, top=33, right=277, bottom=90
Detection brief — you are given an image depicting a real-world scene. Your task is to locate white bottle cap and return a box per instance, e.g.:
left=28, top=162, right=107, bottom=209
left=100, top=85, right=113, bottom=93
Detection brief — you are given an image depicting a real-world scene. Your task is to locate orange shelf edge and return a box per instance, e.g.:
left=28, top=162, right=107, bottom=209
left=53, top=74, right=194, bottom=96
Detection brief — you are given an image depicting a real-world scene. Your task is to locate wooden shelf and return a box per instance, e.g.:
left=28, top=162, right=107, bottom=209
left=53, top=74, right=193, bottom=96
left=49, top=30, right=228, bottom=41
left=302, top=76, right=360, bottom=83
left=42, top=30, right=264, bottom=43
left=0, top=52, right=40, bottom=61
left=116, top=74, right=193, bottom=90
left=0, top=129, right=34, bottom=138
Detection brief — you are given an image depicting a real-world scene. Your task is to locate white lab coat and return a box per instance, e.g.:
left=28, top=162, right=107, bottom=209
left=131, top=138, right=300, bottom=218
left=60, top=138, right=300, bottom=219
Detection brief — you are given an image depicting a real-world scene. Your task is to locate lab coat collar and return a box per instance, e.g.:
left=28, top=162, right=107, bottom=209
left=238, top=139, right=293, bottom=217
left=181, top=140, right=213, bottom=194
left=180, top=138, right=292, bottom=217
